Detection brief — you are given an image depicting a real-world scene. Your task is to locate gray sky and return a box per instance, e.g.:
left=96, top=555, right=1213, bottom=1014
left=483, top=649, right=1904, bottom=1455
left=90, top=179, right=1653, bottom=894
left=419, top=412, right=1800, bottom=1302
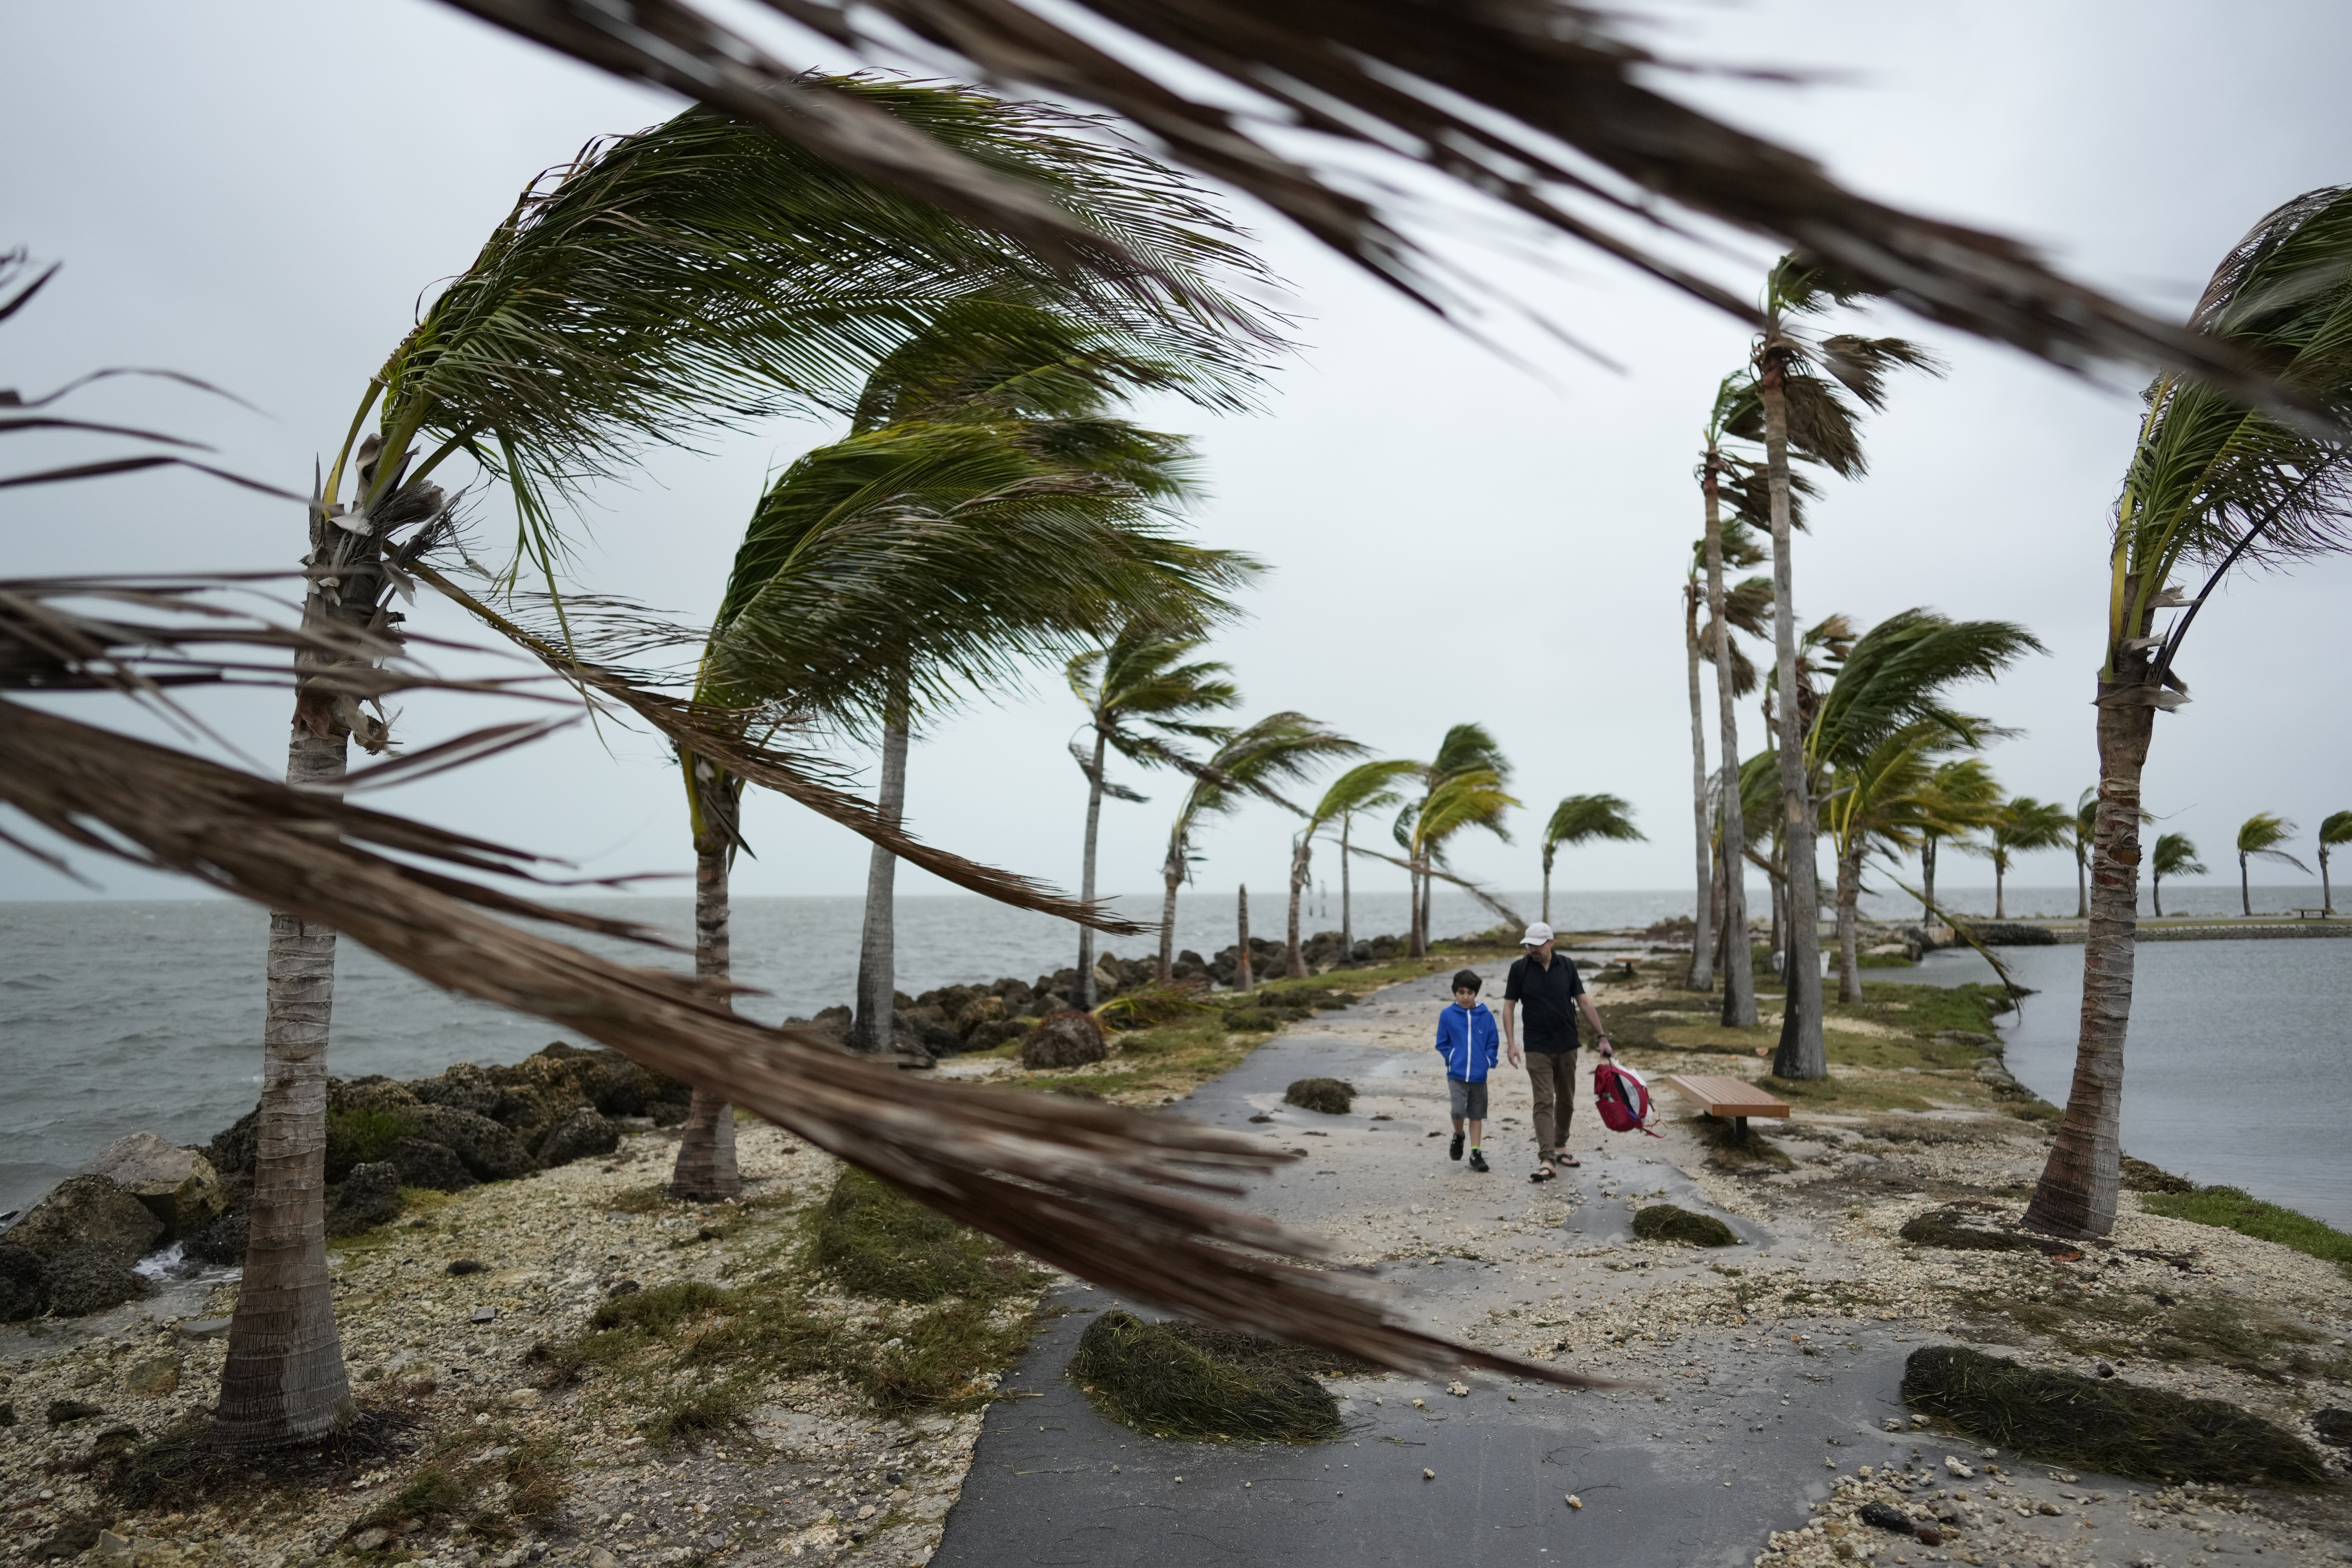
left=5, top=0, right=2349, bottom=914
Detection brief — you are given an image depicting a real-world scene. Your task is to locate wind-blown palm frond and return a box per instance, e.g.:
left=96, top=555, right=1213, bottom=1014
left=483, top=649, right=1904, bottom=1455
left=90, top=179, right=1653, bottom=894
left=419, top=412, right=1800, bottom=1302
left=1308, top=758, right=1420, bottom=834
left=2235, top=812, right=2309, bottom=871
left=333, top=86, right=1278, bottom=577
left=2151, top=833, right=2208, bottom=882
left=1807, top=610, right=2043, bottom=772
left=1540, top=794, right=1643, bottom=872
left=2107, top=188, right=2352, bottom=705
left=1174, top=712, right=1367, bottom=839
left=0, top=694, right=1602, bottom=1390
left=1412, top=770, right=1519, bottom=859
left=431, top=0, right=2331, bottom=415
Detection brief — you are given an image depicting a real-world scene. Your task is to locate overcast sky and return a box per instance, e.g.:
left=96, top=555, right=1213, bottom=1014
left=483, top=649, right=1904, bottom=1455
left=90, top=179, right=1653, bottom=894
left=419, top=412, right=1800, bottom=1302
left=5, top=0, right=2349, bottom=915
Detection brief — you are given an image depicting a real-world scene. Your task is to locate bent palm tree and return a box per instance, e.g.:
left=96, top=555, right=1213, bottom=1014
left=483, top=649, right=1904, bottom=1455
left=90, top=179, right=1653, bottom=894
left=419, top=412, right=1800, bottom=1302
left=1403, top=770, right=1520, bottom=949
left=2027, top=187, right=2352, bottom=1240
left=1913, top=758, right=2001, bottom=921
left=1971, top=797, right=2073, bottom=920
left=1069, top=629, right=1243, bottom=997
left=2149, top=833, right=2206, bottom=919
left=1289, top=759, right=1419, bottom=978
left=1809, top=610, right=2040, bottom=1004
left=1746, top=257, right=1944, bottom=1083
left=2322, top=812, right=2352, bottom=916
left=1541, top=794, right=1644, bottom=927
left=1397, top=725, right=1513, bottom=956
left=223, top=85, right=1279, bottom=1447
left=2233, top=813, right=2309, bottom=917
left=1159, top=714, right=1365, bottom=978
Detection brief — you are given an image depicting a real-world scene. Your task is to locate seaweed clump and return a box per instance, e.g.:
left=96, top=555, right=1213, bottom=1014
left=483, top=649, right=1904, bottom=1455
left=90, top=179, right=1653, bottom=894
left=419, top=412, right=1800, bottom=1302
left=1630, top=1203, right=1739, bottom=1247
left=1900, top=1346, right=2326, bottom=1485
left=812, top=1166, right=1042, bottom=1304
left=1283, top=1078, right=1356, bottom=1115
left=1067, top=1309, right=1366, bottom=1443
left=1898, top=1210, right=2047, bottom=1254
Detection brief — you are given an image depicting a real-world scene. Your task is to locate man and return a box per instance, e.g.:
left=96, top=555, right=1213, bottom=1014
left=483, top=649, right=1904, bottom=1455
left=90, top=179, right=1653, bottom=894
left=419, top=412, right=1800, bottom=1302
left=1499, top=921, right=1612, bottom=1181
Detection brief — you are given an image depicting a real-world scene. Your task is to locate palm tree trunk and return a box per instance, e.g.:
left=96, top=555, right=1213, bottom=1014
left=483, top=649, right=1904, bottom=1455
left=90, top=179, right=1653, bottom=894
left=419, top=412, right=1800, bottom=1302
left=1684, top=580, right=1717, bottom=991
left=2239, top=851, right=2251, bottom=918
left=212, top=720, right=356, bottom=1449
left=850, top=683, right=910, bottom=1053
left=1835, top=842, right=1865, bottom=1004
left=1761, top=353, right=1827, bottom=1081
left=1075, top=730, right=1108, bottom=1008
left=1419, top=867, right=1433, bottom=953
left=1339, top=818, right=1353, bottom=956
left=1705, top=453, right=1757, bottom=1029
left=2074, top=843, right=2089, bottom=920
left=1285, top=838, right=1310, bottom=978
left=1768, top=837, right=1785, bottom=967
left=2152, top=869, right=2164, bottom=919
left=1157, top=842, right=1183, bottom=981
left=2024, top=682, right=2158, bottom=1239
left=2323, top=847, right=2334, bottom=916
left=1235, top=884, right=1253, bottom=991
left=670, top=809, right=742, bottom=1202
left=1995, top=857, right=2007, bottom=920
left=1541, top=861, right=1552, bottom=926
left=1921, top=837, right=1938, bottom=921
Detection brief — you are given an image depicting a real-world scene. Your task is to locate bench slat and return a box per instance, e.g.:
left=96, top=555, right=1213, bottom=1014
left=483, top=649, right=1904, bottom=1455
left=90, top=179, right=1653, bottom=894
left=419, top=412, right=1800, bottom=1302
left=1665, top=1073, right=1792, bottom=1119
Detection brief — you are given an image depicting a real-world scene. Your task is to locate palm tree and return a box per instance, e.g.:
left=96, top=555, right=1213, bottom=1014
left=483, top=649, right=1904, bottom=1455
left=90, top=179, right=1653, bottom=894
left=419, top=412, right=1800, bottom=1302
left=1972, top=797, right=2074, bottom=920
left=1158, top=714, right=1364, bottom=979
left=2067, top=789, right=2097, bottom=920
left=1396, top=724, right=1513, bottom=956
left=673, top=359, right=1253, bottom=1197
left=1541, top=795, right=1645, bottom=927
left=1912, top=758, right=2001, bottom=921
left=2149, top=833, right=2206, bottom=918
left=1745, top=255, right=1944, bottom=1084
left=1069, top=629, right=1243, bottom=1000
left=1808, top=610, right=2041, bottom=1006
left=215, top=88, right=1282, bottom=1449
left=2233, top=813, right=2309, bottom=917
left=2027, top=188, right=2352, bottom=1241
left=1683, top=496, right=1770, bottom=993
left=2322, top=812, right=2352, bottom=916
left=1289, top=759, right=1419, bottom=978
left=1402, top=769, right=1520, bottom=950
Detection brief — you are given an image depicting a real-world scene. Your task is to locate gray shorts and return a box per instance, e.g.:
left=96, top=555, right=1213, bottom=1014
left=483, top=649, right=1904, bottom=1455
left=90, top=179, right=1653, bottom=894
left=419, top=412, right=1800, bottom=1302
left=1447, top=1077, right=1488, bottom=1120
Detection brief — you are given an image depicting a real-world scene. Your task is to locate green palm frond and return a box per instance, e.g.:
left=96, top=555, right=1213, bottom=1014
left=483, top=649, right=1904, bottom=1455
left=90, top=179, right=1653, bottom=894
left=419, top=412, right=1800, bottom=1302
left=1987, top=797, right=2075, bottom=858
left=2151, top=833, right=2208, bottom=881
left=1540, top=794, right=1643, bottom=874
left=1411, top=769, right=1518, bottom=858
left=1914, top=758, right=2003, bottom=843
left=1807, top=609, right=2044, bottom=774
left=1167, top=712, right=1366, bottom=878
left=2322, top=811, right=2352, bottom=849
left=2114, top=187, right=2352, bottom=686
left=1308, top=758, right=1421, bottom=833
left=2235, top=811, right=2310, bottom=870
left=1824, top=722, right=1956, bottom=864
left=336, top=85, right=1278, bottom=578
left=1070, top=625, right=1243, bottom=773
left=1430, top=722, right=1510, bottom=786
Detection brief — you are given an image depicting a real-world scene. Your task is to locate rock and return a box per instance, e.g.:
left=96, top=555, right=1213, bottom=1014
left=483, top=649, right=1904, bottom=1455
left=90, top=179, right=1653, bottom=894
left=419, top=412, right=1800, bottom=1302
left=1858, top=1502, right=1916, bottom=1535
left=328, top=1161, right=404, bottom=1237
left=7, top=1174, right=165, bottom=1264
left=501, top=1387, right=542, bottom=1409
left=953, top=994, right=1007, bottom=1038
left=448, top=1259, right=488, bottom=1276
left=1019, top=1009, right=1108, bottom=1070
left=387, top=1135, right=477, bottom=1192
left=1914, top=1525, right=1943, bottom=1547
left=471, top=1306, right=497, bottom=1323
left=183, top=1206, right=248, bottom=1265
left=585, top=1550, right=621, bottom=1568
left=95, top=1530, right=135, bottom=1560
left=82, top=1133, right=224, bottom=1239
left=411, top=1106, right=536, bottom=1181
left=123, top=1357, right=181, bottom=1397
left=0, top=1241, right=48, bottom=1321
left=967, top=1017, right=1033, bottom=1052
left=536, top=1107, right=620, bottom=1168
left=46, top=1398, right=105, bottom=1424
left=605, top=1279, right=641, bottom=1299
left=91, top=1426, right=141, bottom=1460
left=177, top=1316, right=232, bottom=1338
left=1942, top=1455, right=1975, bottom=1478
left=2314, top=1407, right=2352, bottom=1449
left=42, top=1245, right=152, bottom=1317
left=349, top=1529, right=391, bottom=1553
left=34, top=1520, right=105, bottom=1560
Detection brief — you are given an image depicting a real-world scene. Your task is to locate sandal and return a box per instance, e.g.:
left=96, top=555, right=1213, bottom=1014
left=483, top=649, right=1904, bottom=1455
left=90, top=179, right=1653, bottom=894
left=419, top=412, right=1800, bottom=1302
left=1529, top=1163, right=1555, bottom=1183
left=1554, top=1152, right=1581, bottom=1168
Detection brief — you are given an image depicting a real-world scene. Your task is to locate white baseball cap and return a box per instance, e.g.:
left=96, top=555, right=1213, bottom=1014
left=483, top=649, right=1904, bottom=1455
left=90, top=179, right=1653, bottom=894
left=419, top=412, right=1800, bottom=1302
left=1521, top=921, right=1554, bottom=947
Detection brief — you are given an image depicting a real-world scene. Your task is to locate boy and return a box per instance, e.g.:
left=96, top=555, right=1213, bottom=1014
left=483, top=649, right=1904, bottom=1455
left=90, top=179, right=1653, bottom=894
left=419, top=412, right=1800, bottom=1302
left=1434, top=968, right=1500, bottom=1173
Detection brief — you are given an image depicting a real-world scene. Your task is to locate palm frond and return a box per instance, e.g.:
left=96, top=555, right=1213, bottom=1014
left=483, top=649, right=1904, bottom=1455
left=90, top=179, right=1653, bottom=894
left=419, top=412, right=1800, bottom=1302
left=2151, top=832, right=2207, bottom=880
left=2235, top=811, right=2310, bottom=869
left=1807, top=609, right=2043, bottom=772
left=431, top=0, right=2329, bottom=416
left=1308, top=758, right=1421, bottom=831
left=2321, top=811, right=2352, bottom=849
left=1542, top=793, right=1643, bottom=854
left=0, top=694, right=1602, bottom=1390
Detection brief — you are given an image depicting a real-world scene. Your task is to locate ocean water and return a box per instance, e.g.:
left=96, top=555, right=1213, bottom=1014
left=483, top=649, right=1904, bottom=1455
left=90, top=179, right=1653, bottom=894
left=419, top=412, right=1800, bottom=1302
left=0, top=886, right=1692, bottom=1215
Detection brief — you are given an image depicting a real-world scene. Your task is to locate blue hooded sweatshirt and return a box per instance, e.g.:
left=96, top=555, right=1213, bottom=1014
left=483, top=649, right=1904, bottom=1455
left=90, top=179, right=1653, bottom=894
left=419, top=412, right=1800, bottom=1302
left=1434, top=1001, right=1500, bottom=1082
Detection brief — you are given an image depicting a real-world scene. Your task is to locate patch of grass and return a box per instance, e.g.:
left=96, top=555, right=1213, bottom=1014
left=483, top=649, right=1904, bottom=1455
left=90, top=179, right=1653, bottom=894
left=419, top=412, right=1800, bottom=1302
left=358, top=1465, right=472, bottom=1529
left=1864, top=1117, right=2012, bottom=1146
left=1950, top=1280, right=2351, bottom=1385
left=606, top=1183, right=679, bottom=1215
left=1631, top=1203, right=1739, bottom=1246
left=644, top=1384, right=753, bottom=1450
left=1901, top=1345, right=2326, bottom=1485
left=1759, top=1074, right=1934, bottom=1115
left=2120, top=1156, right=2197, bottom=1194
left=812, top=1167, right=1044, bottom=1305
left=1094, top=985, right=1211, bottom=1031
left=103, top=1409, right=413, bottom=1511
left=1066, top=1310, right=1364, bottom=1444
left=1011, top=1012, right=1249, bottom=1103
left=1283, top=1077, right=1356, bottom=1114
left=854, top=1297, right=1038, bottom=1416
left=328, top=1106, right=419, bottom=1167
left=2140, top=1186, right=2352, bottom=1275
left=1899, top=1210, right=2047, bottom=1254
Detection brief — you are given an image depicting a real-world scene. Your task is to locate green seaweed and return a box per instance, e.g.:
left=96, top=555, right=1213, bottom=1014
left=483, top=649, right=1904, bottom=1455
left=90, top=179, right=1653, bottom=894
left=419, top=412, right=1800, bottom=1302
left=1066, top=1310, right=1364, bottom=1444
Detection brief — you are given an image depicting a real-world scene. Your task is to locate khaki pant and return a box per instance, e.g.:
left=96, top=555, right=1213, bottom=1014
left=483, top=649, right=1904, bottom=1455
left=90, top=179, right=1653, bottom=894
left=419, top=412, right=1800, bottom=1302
left=1525, top=1047, right=1578, bottom=1152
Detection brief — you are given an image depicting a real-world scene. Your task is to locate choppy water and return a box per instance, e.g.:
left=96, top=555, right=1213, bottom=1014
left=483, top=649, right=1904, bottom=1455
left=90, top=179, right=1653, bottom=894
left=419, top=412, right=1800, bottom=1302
left=6, top=887, right=2345, bottom=1232
left=0, top=886, right=1692, bottom=1215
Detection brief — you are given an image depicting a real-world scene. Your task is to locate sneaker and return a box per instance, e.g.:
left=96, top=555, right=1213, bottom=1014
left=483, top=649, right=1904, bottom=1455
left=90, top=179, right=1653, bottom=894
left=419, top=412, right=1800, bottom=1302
left=1468, top=1149, right=1491, bottom=1173
left=1449, top=1132, right=1465, bottom=1161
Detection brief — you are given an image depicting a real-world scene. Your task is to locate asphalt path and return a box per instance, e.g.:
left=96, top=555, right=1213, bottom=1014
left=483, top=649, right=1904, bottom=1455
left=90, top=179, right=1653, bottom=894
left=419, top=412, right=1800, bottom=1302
left=932, top=965, right=1948, bottom=1568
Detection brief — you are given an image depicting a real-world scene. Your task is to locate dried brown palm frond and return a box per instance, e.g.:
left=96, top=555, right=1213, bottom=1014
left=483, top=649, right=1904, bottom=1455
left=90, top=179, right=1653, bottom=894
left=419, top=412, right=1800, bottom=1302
left=413, top=561, right=1150, bottom=935
left=438, top=0, right=2313, bottom=417
left=0, top=694, right=1608, bottom=1390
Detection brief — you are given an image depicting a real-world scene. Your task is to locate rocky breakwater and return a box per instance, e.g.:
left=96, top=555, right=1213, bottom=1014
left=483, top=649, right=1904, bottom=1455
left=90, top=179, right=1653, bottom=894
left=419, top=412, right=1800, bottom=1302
left=2, top=1042, right=698, bottom=1325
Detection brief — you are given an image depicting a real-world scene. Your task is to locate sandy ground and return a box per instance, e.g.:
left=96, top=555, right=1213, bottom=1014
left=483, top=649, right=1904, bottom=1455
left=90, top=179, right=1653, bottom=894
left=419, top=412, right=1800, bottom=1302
left=5, top=958, right=2348, bottom=1568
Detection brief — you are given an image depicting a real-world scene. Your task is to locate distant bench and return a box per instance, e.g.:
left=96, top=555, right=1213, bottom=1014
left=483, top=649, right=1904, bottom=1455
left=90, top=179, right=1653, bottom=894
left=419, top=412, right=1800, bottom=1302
left=1665, top=1074, right=1792, bottom=1142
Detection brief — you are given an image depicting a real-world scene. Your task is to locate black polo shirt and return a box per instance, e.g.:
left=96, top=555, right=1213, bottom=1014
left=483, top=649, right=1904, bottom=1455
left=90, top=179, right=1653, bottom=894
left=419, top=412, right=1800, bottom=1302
left=1504, top=949, right=1586, bottom=1053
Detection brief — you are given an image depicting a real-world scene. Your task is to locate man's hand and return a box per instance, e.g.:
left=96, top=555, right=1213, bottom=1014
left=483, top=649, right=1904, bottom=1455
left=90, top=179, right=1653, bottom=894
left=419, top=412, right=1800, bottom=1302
left=1508, top=1047, right=1524, bottom=1069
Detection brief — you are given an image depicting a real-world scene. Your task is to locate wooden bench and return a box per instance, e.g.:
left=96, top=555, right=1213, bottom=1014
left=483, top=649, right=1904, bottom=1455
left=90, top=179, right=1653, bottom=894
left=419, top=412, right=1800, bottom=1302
left=1665, top=1074, right=1792, bottom=1142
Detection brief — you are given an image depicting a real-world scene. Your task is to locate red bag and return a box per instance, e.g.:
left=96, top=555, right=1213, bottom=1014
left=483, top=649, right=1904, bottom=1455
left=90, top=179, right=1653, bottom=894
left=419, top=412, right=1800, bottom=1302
left=1593, top=1058, right=1661, bottom=1137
